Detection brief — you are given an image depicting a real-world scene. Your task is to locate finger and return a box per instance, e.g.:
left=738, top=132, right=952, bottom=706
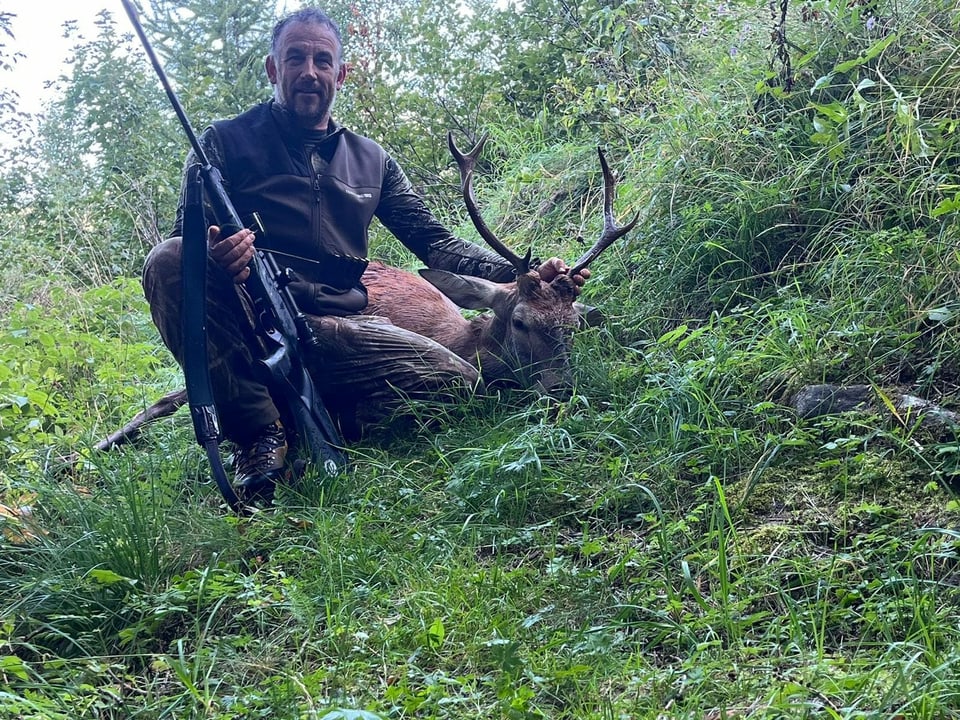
left=210, top=233, right=255, bottom=281
left=210, top=227, right=254, bottom=252
left=210, top=229, right=254, bottom=266
left=223, top=249, right=254, bottom=277
left=539, top=257, right=567, bottom=282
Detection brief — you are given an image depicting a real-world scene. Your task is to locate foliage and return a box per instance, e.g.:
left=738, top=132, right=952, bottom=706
left=491, top=0, right=703, bottom=137
left=0, top=11, right=34, bottom=168
left=334, top=0, right=508, bottom=206
left=631, top=0, right=960, bottom=321
left=141, top=0, right=276, bottom=121
left=0, top=278, right=168, bottom=470
left=0, top=1, right=278, bottom=308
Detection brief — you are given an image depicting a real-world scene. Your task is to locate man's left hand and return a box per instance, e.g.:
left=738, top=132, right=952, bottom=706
left=536, top=257, right=591, bottom=294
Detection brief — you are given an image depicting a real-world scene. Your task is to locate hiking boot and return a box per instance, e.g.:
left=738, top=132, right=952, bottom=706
left=234, top=420, right=288, bottom=503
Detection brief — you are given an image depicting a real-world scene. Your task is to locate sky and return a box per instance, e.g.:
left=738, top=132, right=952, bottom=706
left=3, top=0, right=113, bottom=116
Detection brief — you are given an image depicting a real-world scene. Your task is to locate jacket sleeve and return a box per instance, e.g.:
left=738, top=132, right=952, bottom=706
left=374, top=156, right=518, bottom=282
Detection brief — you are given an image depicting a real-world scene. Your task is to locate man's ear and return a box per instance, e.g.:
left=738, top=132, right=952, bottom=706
left=265, top=54, right=278, bottom=85
left=336, top=61, right=348, bottom=89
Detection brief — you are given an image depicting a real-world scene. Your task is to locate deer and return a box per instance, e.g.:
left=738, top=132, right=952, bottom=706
left=88, top=133, right=636, bottom=454
left=361, top=131, right=639, bottom=399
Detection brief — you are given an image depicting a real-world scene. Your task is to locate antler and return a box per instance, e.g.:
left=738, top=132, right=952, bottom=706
left=569, top=147, right=639, bottom=277
left=448, top=131, right=532, bottom=276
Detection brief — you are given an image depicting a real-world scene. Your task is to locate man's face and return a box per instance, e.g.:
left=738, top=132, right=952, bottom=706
left=266, top=21, right=347, bottom=130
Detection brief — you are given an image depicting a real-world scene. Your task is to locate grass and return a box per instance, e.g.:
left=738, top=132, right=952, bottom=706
left=4, top=353, right=959, bottom=717
left=5, top=229, right=960, bottom=720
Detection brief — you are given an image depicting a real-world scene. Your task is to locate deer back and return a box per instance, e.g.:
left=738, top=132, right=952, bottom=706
left=362, top=261, right=470, bottom=354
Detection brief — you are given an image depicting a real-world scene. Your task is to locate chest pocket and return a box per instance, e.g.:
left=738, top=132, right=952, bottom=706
left=311, top=147, right=382, bottom=259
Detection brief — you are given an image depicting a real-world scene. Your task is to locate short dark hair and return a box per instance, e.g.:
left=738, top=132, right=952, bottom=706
left=271, top=8, right=343, bottom=60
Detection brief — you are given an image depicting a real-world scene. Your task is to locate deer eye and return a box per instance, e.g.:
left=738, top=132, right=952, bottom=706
left=512, top=318, right=527, bottom=332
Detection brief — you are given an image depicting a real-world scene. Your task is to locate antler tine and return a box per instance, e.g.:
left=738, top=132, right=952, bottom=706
left=569, top=147, right=639, bottom=277
left=448, top=131, right=532, bottom=276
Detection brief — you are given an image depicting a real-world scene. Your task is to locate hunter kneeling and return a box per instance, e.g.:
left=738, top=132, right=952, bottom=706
left=142, top=7, right=587, bottom=504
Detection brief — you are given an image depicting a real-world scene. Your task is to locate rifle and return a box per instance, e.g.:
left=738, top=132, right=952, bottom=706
left=122, top=0, right=345, bottom=511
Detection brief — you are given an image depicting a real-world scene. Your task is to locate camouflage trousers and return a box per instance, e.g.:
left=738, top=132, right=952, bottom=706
left=142, top=237, right=481, bottom=443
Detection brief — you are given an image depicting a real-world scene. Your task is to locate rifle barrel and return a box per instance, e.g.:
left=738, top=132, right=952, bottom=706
left=120, top=0, right=209, bottom=166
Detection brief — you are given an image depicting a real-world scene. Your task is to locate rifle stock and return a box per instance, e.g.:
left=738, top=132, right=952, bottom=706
left=200, top=164, right=346, bottom=481
left=243, top=236, right=346, bottom=477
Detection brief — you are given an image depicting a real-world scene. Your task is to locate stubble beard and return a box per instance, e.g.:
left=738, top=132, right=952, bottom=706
left=286, top=90, right=336, bottom=130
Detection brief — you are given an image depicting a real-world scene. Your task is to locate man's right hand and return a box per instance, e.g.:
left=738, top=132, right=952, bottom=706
left=207, top=225, right=255, bottom=283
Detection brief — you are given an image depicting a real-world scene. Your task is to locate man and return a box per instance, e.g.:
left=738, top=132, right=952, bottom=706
left=142, top=8, right=586, bottom=502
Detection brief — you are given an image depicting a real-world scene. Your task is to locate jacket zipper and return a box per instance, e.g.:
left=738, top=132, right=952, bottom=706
left=309, top=152, right=323, bottom=251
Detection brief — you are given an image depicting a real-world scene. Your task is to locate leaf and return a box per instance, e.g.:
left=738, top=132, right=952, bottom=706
left=926, top=306, right=954, bottom=323
left=503, top=446, right=541, bottom=473
left=677, top=325, right=709, bottom=350
left=657, top=324, right=688, bottom=347
left=521, top=605, right=554, bottom=629
left=811, top=73, right=834, bottom=93
left=426, top=617, right=445, bottom=649
left=0, top=655, right=29, bottom=681
left=834, top=33, right=898, bottom=73
left=87, top=568, right=136, bottom=587
left=811, top=101, right=849, bottom=124
left=931, top=193, right=960, bottom=218
left=484, top=638, right=523, bottom=673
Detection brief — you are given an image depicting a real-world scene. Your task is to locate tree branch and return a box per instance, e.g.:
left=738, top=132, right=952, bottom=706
left=93, top=388, right=188, bottom=452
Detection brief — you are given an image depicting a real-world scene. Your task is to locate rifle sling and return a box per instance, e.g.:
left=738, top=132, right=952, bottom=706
left=181, top=164, right=246, bottom=514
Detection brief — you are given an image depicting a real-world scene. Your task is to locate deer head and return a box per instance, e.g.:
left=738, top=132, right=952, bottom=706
left=418, top=132, right=639, bottom=397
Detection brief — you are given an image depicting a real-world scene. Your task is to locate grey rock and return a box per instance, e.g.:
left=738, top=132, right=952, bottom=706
left=792, top=383, right=959, bottom=433
left=793, top=384, right=874, bottom=419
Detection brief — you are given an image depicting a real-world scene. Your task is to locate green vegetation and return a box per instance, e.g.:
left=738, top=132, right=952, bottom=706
left=2, top=0, right=960, bottom=716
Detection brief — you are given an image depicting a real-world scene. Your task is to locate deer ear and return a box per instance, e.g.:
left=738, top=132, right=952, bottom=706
left=419, top=269, right=507, bottom=310
left=575, top=301, right=605, bottom=328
